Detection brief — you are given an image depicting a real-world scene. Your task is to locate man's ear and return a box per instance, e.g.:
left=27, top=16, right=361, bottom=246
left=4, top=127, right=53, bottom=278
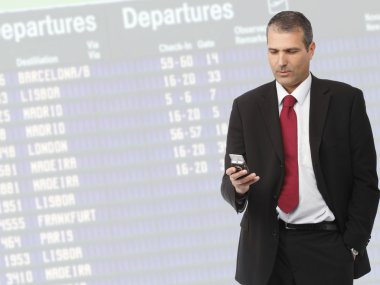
left=308, top=41, right=316, bottom=59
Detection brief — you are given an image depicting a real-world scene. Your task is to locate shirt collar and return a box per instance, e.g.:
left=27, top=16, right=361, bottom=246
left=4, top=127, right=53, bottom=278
left=276, top=73, right=312, bottom=106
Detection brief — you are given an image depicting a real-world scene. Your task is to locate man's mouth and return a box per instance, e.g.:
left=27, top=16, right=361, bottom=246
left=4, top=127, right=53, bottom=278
left=277, top=70, right=291, bottom=75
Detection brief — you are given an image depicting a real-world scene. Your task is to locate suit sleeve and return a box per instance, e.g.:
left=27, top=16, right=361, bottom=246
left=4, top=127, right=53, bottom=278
left=343, top=91, right=380, bottom=253
left=221, top=99, right=248, bottom=213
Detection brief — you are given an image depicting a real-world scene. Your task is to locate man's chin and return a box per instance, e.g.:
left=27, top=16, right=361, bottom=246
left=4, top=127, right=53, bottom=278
left=275, top=77, right=292, bottom=85
left=275, top=78, right=298, bottom=93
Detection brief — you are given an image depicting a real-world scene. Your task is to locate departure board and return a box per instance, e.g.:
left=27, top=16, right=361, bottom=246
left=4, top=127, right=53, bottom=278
left=0, top=0, right=379, bottom=284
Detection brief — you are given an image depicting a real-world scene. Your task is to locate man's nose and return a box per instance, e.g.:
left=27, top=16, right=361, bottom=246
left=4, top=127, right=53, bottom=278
left=278, top=52, right=287, bottom=67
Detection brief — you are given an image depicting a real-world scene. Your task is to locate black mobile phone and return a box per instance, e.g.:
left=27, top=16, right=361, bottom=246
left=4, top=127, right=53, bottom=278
left=229, top=154, right=249, bottom=178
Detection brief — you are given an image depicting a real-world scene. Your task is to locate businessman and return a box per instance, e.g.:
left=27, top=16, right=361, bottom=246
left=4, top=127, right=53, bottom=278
left=221, top=11, right=379, bottom=285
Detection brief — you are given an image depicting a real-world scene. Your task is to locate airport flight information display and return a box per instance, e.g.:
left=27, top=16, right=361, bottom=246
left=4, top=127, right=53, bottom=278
left=0, top=0, right=379, bottom=284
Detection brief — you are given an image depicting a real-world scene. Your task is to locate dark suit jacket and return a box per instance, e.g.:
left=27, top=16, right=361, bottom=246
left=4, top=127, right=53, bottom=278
left=221, top=75, right=379, bottom=285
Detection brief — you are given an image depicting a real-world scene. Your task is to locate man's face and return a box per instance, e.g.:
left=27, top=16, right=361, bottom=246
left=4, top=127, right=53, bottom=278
left=267, top=26, right=315, bottom=94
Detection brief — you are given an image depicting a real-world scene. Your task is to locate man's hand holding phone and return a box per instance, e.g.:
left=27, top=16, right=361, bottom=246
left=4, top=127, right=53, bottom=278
left=227, top=154, right=260, bottom=195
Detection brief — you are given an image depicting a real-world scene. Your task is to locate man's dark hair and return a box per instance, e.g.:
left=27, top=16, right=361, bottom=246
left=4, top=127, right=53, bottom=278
left=267, top=11, right=313, bottom=50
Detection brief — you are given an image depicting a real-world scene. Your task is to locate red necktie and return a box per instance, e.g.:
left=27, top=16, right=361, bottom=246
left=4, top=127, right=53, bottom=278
left=278, top=95, right=299, bottom=213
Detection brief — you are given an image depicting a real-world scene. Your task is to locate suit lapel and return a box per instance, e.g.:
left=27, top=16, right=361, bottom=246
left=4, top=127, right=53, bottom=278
left=309, top=75, right=333, bottom=205
left=309, top=75, right=331, bottom=163
left=257, top=81, right=283, bottom=163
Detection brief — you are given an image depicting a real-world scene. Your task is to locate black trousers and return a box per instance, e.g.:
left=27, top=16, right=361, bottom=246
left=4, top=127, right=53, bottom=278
left=267, top=227, right=354, bottom=285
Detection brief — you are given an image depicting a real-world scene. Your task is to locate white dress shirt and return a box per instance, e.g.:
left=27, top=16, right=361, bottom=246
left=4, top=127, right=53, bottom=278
left=276, top=73, right=335, bottom=224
